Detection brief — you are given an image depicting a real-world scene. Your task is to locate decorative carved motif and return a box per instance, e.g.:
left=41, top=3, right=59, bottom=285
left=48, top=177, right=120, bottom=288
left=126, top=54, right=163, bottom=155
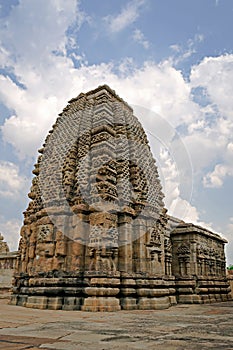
left=177, top=243, right=190, bottom=256
left=0, top=233, right=9, bottom=254
left=88, top=247, right=118, bottom=272
left=37, top=225, right=53, bottom=242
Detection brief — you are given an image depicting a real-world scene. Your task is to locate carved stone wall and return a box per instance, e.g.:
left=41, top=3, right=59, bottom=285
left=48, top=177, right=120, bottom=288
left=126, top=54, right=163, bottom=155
left=170, top=221, right=231, bottom=303
left=0, top=234, right=18, bottom=296
left=0, top=233, right=17, bottom=270
left=0, top=233, right=9, bottom=255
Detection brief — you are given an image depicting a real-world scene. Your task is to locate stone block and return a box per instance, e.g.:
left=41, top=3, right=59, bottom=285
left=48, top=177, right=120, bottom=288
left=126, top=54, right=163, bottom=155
left=215, top=294, right=222, bottom=302
left=150, top=296, right=170, bottom=309
left=169, top=295, right=177, bottom=305
left=138, top=296, right=170, bottom=310
left=26, top=296, right=48, bottom=309
left=120, top=287, right=136, bottom=296
left=121, top=278, right=136, bottom=287
left=221, top=294, right=228, bottom=302
left=201, top=295, right=210, bottom=303
left=192, top=295, right=202, bottom=303
left=47, top=297, right=63, bottom=310
left=137, top=297, right=151, bottom=309
left=9, top=294, right=18, bottom=305
left=89, top=277, right=120, bottom=286
left=120, top=297, right=137, bottom=310
left=178, top=295, right=198, bottom=304
left=17, top=295, right=28, bottom=307
left=169, top=288, right=176, bottom=295
left=84, top=287, right=120, bottom=297
left=177, top=287, right=193, bottom=294
left=137, top=288, right=169, bottom=297
left=82, top=296, right=121, bottom=311
left=196, top=287, right=209, bottom=294
left=62, top=297, right=82, bottom=310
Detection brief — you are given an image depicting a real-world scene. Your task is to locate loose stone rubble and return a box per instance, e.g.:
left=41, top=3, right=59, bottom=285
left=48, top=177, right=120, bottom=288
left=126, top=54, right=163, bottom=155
left=10, top=85, right=231, bottom=311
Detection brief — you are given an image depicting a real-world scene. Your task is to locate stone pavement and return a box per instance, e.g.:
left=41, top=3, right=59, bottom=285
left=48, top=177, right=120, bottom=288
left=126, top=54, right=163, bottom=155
left=0, top=298, right=233, bottom=350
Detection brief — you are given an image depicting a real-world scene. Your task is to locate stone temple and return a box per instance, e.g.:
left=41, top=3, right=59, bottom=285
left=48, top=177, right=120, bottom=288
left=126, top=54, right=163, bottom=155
left=10, top=85, right=231, bottom=311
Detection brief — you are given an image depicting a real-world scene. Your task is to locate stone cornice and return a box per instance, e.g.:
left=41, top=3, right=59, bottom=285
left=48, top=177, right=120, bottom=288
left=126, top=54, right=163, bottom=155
left=171, top=222, right=227, bottom=243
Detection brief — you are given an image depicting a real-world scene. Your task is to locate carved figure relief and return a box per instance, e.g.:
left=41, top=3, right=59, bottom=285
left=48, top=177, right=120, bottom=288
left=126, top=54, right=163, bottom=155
left=177, top=243, right=191, bottom=276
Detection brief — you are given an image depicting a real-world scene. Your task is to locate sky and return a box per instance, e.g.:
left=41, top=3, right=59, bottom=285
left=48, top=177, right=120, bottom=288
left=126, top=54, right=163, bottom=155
left=0, top=0, right=233, bottom=264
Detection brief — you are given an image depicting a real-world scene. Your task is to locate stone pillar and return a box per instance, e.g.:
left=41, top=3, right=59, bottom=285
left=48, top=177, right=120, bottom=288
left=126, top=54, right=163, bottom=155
left=118, top=217, right=133, bottom=273
left=186, top=259, right=191, bottom=275
left=69, top=213, right=88, bottom=272
left=132, top=219, right=147, bottom=274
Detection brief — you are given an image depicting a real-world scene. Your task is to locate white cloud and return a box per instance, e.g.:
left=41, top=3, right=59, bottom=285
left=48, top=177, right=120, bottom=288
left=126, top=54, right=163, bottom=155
left=227, top=142, right=233, bottom=153
left=203, top=164, right=227, bottom=188
left=176, top=54, right=233, bottom=182
left=170, top=34, right=204, bottom=65
left=104, top=0, right=146, bottom=33
left=155, top=145, right=214, bottom=231
left=183, top=128, right=223, bottom=176
left=156, top=147, right=197, bottom=223
left=0, top=161, right=28, bottom=198
left=203, top=163, right=233, bottom=188
left=0, top=0, right=78, bottom=65
left=169, top=197, right=199, bottom=222
left=170, top=44, right=181, bottom=53
left=224, top=218, right=233, bottom=264
left=0, top=217, right=21, bottom=251
left=190, top=54, right=233, bottom=119
left=113, top=60, right=199, bottom=127
left=132, top=29, right=149, bottom=49
left=0, top=0, right=87, bottom=158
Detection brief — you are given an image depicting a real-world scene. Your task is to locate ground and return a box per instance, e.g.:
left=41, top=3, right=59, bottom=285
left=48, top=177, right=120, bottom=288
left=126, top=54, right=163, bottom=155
left=0, top=299, right=233, bottom=350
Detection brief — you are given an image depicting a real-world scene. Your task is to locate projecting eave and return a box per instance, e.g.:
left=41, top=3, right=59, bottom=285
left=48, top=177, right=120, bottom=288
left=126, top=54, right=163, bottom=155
left=167, top=215, right=184, bottom=227
left=0, top=251, right=19, bottom=259
left=170, top=221, right=227, bottom=244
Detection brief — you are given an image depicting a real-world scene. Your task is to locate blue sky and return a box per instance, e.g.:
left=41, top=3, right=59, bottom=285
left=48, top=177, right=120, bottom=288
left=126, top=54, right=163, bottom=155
left=0, top=0, right=233, bottom=264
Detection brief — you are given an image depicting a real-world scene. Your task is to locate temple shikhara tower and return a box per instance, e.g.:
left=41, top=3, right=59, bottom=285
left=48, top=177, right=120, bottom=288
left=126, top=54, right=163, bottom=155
left=11, top=85, right=231, bottom=311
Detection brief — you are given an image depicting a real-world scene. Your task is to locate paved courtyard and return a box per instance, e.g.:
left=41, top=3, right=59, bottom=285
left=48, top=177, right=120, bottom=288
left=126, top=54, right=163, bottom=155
left=0, top=298, right=233, bottom=350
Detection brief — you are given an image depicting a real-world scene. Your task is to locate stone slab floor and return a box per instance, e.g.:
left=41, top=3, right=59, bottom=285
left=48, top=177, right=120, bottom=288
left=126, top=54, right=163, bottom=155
left=0, top=299, right=233, bottom=350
